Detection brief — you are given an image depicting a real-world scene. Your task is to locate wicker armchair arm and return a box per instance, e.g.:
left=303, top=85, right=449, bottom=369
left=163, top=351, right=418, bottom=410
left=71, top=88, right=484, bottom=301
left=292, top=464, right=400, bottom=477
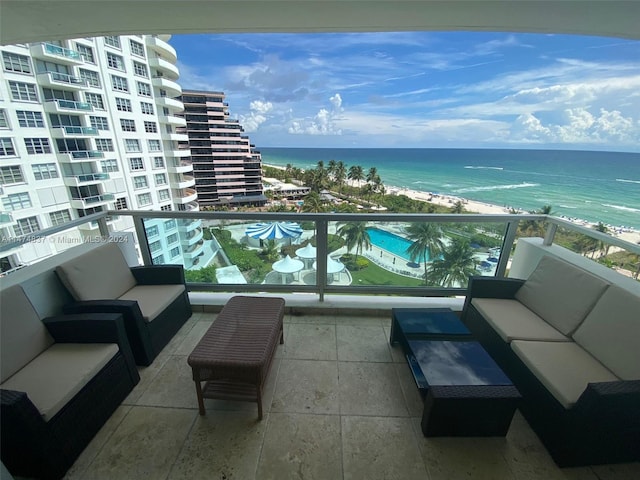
left=131, top=265, right=185, bottom=285
left=1, top=389, right=48, bottom=451
left=574, top=380, right=640, bottom=422
left=467, top=276, right=524, bottom=299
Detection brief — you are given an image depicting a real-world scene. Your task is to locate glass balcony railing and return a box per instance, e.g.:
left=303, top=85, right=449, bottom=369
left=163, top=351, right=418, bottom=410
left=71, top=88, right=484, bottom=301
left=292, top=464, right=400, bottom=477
left=56, top=126, right=98, bottom=135
left=46, top=99, right=93, bottom=111
left=65, top=173, right=109, bottom=182
left=43, top=42, right=82, bottom=61
left=46, top=71, right=87, bottom=86
left=70, top=150, right=104, bottom=159
left=3, top=211, right=639, bottom=295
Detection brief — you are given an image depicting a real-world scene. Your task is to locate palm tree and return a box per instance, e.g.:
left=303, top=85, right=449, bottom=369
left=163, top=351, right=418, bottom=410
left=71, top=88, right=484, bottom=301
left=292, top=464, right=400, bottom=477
left=366, top=167, right=378, bottom=184
left=327, top=159, right=337, bottom=179
left=429, top=238, right=477, bottom=287
left=334, top=161, right=347, bottom=193
left=348, top=165, right=364, bottom=187
left=337, top=221, right=371, bottom=261
left=594, top=222, right=611, bottom=258
left=451, top=200, right=464, bottom=214
left=302, top=191, right=326, bottom=237
left=405, top=223, right=444, bottom=285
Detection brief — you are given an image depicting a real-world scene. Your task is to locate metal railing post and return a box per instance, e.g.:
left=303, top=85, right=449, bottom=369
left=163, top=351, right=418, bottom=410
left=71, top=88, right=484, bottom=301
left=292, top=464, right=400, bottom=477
left=496, top=220, right=519, bottom=277
left=133, top=216, right=152, bottom=266
left=543, top=220, right=558, bottom=246
left=316, top=218, right=328, bottom=302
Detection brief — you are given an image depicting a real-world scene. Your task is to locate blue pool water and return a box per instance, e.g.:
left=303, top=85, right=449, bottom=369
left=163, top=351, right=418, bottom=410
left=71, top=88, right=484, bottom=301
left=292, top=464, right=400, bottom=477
left=366, top=228, right=425, bottom=262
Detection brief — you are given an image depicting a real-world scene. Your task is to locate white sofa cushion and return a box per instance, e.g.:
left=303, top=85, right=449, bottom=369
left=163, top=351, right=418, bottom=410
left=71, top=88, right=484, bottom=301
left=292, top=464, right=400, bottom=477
left=118, top=284, right=185, bottom=322
left=514, top=255, right=609, bottom=335
left=572, top=285, right=640, bottom=380
left=0, top=343, right=118, bottom=421
left=0, top=285, right=54, bottom=383
left=511, top=340, right=619, bottom=409
left=56, top=242, right=137, bottom=301
left=472, top=298, right=569, bottom=342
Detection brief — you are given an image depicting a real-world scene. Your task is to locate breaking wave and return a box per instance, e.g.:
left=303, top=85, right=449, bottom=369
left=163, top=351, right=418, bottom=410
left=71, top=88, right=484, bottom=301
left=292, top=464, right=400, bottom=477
left=602, top=204, right=640, bottom=213
left=616, top=178, right=640, bottom=184
left=454, top=182, right=540, bottom=194
left=464, top=166, right=504, bottom=170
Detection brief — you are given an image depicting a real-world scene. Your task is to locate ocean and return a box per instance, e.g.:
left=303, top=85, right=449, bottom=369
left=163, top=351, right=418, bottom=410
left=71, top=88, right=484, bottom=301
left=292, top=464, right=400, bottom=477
left=260, top=148, right=640, bottom=231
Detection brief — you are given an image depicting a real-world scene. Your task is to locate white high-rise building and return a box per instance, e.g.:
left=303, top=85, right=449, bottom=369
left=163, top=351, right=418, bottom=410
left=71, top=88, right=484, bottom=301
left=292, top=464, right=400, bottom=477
left=0, top=35, right=202, bottom=273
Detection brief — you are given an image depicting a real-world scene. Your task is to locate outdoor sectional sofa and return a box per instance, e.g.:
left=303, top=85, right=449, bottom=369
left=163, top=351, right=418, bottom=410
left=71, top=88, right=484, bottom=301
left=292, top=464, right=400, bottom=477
left=0, top=284, right=140, bottom=480
left=56, top=242, right=192, bottom=366
left=461, top=255, right=640, bottom=467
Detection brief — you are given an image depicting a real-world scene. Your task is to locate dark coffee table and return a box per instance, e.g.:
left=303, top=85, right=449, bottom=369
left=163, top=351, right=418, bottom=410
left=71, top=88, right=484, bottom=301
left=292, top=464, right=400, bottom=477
left=390, top=308, right=521, bottom=437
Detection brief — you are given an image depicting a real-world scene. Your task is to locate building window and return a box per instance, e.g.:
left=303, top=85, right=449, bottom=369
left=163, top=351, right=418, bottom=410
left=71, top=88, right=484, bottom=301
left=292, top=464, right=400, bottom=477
left=0, top=165, right=24, bottom=184
left=140, top=102, right=154, bottom=115
left=2, top=51, right=32, bottom=74
left=104, top=36, right=121, bottom=49
left=79, top=68, right=100, bottom=88
left=137, top=192, right=151, bottom=207
left=0, top=109, right=8, bottom=129
left=76, top=44, right=95, bottom=63
left=152, top=156, right=165, bottom=169
left=149, top=240, right=161, bottom=252
left=129, top=157, right=144, bottom=171
left=158, top=189, right=171, bottom=201
left=16, top=110, right=45, bottom=127
left=124, top=139, right=141, bottom=152
left=101, top=159, right=119, bottom=173
left=144, top=121, right=157, bottom=133
left=2, top=192, right=32, bottom=210
left=115, top=197, right=128, bottom=210
left=14, top=216, right=41, bottom=236
left=160, top=204, right=172, bottom=211
left=0, top=138, right=16, bottom=156
left=133, top=175, right=148, bottom=189
left=32, top=163, right=59, bottom=180
left=24, top=138, right=52, bottom=154
left=85, top=92, right=104, bottom=109
left=115, top=97, right=132, bottom=112
left=111, top=75, right=128, bottom=92
left=89, top=116, right=109, bottom=131
left=164, top=219, right=176, bottom=230
left=147, top=139, right=162, bottom=152
left=49, top=209, right=71, bottom=226
left=130, top=40, right=145, bottom=57
left=154, top=173, right=167, bottom=185
left=9, top=81, right=38, bottom=102
left=167, top=233, right=179, bottom=244
left=95, top=138, right=114, bottom=152
left=120, top=118, right=136, bottom=132
left=133, top=61, right=148, bottom=77
left=106, top=52, right=125, bottom=71
left=146, top=225, right=159, bottom=237
left=152, top=254, right=164, bottom=265
left=170, top=247, right=180, bottom=258
left=137, top=82, right=152, bottom=97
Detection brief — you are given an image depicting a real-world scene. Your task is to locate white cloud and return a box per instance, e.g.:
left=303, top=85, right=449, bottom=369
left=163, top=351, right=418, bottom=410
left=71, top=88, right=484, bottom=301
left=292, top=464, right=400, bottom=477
left=288, top=94, right=344, bottom=135
left=239, top=100, right=273, bottom=132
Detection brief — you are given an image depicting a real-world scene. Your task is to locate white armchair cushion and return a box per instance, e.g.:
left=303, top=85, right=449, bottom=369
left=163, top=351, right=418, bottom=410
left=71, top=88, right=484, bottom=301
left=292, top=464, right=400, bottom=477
left=0, top=285, right=54, bottom=383
left=572, top=285, right=640, bottom=380
left=118, top=284, right=185, bottom=322
left=514, top=255, right=609, bottom=335
left=511, top=340, right=618, bottom=409
left=56, top=243, right=137, bottom=301
left=472, top=298, right=569, bottom=342
left=0, top=343, right=118, bottom=421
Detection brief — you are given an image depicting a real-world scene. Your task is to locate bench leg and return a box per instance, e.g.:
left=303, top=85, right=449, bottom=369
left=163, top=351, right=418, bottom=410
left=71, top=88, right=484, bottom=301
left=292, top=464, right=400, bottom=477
left=257, top=385, right=263, bottom=420
left=194, top=379, right=206, bottom=415
left=280, top=326, right=284, bottom=344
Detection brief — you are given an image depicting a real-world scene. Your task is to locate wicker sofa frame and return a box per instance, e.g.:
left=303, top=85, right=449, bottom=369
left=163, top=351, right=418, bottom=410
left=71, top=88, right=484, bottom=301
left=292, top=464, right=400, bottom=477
left=62, top=264, right=192, bottom=366
left=461, top=277, right=640, bottom=467
left=1, top=313, right=140, bottom=480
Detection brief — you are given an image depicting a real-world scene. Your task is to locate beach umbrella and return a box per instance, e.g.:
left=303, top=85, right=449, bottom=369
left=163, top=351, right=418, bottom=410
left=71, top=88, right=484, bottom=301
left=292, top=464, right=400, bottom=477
left=272, top=255, right=304, bottom=284
left=245, top=222, right=303, bottom=240
left=487, top=257, right=499, bottom=263
left=312, top=255, right=345, bottom=283
left=295, top=243, right=317, bottom=268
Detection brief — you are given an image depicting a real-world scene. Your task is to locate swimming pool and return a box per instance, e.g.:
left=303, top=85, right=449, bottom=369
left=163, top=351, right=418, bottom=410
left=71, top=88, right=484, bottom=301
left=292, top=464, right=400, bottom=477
left=366, top=227, right=428, bottom=262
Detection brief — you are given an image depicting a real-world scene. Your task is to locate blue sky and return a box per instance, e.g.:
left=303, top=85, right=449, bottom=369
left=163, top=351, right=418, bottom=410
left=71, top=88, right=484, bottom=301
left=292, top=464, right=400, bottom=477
left=170, top=32, right=640, bottom=151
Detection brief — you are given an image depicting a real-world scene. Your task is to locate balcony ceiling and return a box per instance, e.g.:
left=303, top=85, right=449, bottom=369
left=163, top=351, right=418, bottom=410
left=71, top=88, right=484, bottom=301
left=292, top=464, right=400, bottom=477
left=0, top=0, right=638, bottom=45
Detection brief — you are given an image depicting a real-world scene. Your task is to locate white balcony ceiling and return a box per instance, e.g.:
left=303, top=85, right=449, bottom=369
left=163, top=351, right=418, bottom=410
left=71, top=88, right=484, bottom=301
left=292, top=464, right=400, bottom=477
left=0, top=0, right=638, bottom=45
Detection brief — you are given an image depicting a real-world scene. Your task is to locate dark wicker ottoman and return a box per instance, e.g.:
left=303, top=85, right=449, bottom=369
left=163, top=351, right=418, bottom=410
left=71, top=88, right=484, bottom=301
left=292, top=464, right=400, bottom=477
left=187, top=296, right=285, bottom=419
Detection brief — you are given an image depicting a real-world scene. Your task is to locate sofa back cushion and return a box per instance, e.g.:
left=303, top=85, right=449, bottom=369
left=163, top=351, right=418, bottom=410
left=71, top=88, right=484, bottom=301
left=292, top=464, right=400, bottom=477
left=514, top=255, right=609, bottom=335
left=0, top=285, right=54, bottom=383
left=572, top=285, right=640, bottom=380
left=56, top=242, right=137, bottom=301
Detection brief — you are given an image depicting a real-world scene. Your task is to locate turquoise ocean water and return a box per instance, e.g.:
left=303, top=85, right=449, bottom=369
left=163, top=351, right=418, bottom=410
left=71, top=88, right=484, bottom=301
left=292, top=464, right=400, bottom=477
left=261, top=148, right=640, bottom=231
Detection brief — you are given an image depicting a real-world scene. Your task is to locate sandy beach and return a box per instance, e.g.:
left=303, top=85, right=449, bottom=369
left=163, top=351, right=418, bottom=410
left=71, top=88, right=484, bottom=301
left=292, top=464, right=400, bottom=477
left=264, top=164, right=640, bottom=246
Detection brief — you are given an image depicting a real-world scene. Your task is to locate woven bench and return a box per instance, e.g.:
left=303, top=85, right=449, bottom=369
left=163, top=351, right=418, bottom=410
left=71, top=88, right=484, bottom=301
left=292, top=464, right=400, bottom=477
left=187, top=296, right=285, bottom=419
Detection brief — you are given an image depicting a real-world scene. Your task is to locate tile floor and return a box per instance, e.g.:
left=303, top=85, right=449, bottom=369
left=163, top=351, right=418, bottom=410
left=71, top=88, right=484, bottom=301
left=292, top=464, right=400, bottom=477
left=62, top=312, right=639, bottom=480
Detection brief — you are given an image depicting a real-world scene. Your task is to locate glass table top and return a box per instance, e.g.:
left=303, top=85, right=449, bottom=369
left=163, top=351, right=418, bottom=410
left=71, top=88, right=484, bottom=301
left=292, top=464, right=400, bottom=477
left=392, top=308, right=470, bottom=336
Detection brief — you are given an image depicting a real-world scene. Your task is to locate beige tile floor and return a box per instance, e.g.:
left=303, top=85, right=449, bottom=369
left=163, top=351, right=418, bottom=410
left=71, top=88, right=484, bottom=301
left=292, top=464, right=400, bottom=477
left=62, top=312, right=639, bottom=480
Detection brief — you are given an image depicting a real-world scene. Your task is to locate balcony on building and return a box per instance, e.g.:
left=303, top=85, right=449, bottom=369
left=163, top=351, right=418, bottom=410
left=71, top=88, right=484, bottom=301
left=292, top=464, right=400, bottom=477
left=43, top=99, right=93, bottom=114
left=173, top=188, right=198, bottom=204
left=56, top=150, right=104, bottom=163
left=156, top=96, right=184, bottom=112
left=50, top=125, right=98, bottom=138
left=158, top=113, right=186, bottom=127
left=152, top=76, right=182, bottom=97
left=145, top=35, right=177, bottom=63
left=170, top=173, right=196, bottom=189
left=62, top=172, right=109, bottom=187
left=148, top=55, right=180, bottom=79
left=69, top=193, right=114, bottom=209
left=167, top=159, right=193, bottom=174
left=29, top=42, right=84, bottom=64
left=0, top=211, right=14, bottom=227
left=36, top=71, right=88, bottom=90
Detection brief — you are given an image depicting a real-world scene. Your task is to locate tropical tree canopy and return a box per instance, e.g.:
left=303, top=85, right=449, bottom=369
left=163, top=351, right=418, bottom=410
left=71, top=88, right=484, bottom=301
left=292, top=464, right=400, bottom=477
left=405, top=222, right=445, bottom=285
left=337, top=221, right=371, bottom=260
left=429, top=238, right=477, bottom=288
